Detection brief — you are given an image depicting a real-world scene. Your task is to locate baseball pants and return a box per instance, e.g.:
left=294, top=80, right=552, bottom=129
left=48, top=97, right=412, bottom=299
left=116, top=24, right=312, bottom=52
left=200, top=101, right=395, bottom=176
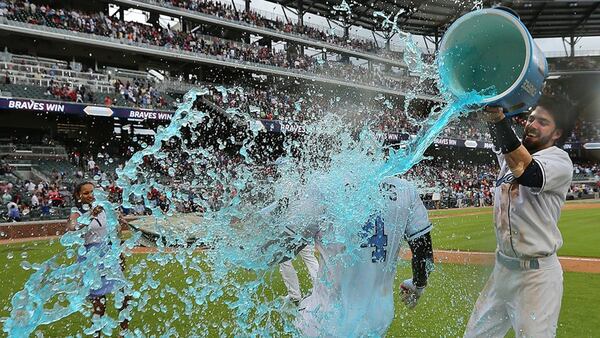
left=464, top=252, right=563, bottom=338
left=279, top=244, right=319, bottom=301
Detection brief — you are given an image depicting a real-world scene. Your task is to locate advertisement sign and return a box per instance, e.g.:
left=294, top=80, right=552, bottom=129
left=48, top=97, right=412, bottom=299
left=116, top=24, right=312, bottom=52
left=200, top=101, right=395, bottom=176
left=0, top=98, right=590, bottom=150
left=0, top=98, right=174, bottom=121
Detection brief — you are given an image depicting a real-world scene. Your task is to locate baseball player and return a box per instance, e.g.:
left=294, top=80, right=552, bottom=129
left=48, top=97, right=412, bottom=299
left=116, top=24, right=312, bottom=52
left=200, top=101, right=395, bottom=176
left=464, top=95, right=574, bottom=338
left=283, top=177, right=435, bottom=337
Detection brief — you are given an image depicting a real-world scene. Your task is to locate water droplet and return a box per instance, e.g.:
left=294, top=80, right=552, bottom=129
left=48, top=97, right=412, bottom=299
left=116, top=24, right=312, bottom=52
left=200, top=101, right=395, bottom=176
left=20, top=261, right=31, bottom=270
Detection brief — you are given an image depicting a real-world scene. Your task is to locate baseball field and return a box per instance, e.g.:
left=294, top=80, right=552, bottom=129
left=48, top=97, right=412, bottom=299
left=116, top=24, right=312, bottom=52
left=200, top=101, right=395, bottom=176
left=1, top=200, right=599, bottom=337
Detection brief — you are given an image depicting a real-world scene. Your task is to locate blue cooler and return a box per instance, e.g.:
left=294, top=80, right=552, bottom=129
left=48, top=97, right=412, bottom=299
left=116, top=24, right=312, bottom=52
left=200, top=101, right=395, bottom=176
left=438, top=7, right=548, bottom=116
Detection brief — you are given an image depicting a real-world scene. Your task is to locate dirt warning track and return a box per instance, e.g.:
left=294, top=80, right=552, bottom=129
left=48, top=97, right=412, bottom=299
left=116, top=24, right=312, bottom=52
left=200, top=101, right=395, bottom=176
left=407, top=250, right=600, bottom=274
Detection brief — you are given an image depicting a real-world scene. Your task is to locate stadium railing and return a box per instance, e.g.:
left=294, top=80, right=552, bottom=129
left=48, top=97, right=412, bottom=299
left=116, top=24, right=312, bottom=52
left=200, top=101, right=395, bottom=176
left=1, top=60, right=110, bottom=82
left=4, top=52, right=106, bottom=76
left=0, top=144, right=68, bottom=158
left=572, top=172, right=598, bottom=183
left=3, top=53, right=69, bottom=70
left=3, top=73, right=114, bottom=94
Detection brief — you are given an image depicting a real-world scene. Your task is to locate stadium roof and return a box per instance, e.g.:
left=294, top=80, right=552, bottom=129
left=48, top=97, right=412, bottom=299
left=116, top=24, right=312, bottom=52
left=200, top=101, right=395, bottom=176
left=275, top=0, right=600, bottom=39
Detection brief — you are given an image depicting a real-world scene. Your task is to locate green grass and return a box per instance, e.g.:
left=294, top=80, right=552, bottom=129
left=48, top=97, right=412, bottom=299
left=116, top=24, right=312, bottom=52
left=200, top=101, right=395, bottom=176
left=431, top=202, right=600, bottom=257
left=1, top=240, right=600, bottom=337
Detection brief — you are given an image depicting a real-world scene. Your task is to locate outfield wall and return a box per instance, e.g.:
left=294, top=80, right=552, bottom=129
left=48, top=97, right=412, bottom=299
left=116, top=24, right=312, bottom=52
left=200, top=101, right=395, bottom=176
left=0, top=219, right=67, bottom=240
left=0, top=217, right=137, bottom=240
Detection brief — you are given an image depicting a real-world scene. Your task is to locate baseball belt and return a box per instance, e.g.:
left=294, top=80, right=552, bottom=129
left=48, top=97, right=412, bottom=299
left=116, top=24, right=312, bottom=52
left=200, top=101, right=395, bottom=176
left=496, top=251, right=558, bottom=271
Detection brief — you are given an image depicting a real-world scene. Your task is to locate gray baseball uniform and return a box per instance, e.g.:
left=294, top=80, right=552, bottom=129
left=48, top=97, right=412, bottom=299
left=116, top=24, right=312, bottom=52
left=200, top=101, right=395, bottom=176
left=465, top=146, right=573, bottom=338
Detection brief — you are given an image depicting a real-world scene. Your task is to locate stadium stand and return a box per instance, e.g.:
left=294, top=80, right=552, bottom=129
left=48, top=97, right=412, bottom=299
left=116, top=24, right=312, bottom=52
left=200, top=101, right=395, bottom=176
left=0, top=51, right=177, bottom=109
left=139, top=0, right=400, bottom=59
left=1, top=139, right=598, bottom=222
left=0, top=1, right=598, bottom=223
left=0, top=50, right=592, bottom=142
left=0, top=1, right=427, bottom=94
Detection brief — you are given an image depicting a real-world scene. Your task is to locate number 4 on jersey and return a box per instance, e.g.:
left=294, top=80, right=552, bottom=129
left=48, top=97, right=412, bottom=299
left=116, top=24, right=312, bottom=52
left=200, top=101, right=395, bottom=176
left=361, top=215, right=388, bottom=263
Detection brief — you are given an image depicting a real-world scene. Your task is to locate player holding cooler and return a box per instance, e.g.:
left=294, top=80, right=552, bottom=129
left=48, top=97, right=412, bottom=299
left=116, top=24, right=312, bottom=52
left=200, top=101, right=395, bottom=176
left=279, top=177, right=434, bottom=337
left=464, top=95, right=575, bottom=338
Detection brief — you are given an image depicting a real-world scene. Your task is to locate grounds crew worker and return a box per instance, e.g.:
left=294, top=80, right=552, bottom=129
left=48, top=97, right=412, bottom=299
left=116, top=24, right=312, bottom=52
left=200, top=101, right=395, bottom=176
left=464, top=95, right=575, bottom=338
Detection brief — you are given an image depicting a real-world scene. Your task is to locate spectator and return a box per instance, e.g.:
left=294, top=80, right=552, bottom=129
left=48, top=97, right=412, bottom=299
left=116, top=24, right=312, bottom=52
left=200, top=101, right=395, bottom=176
left=48, top=187, right=63, bottom=207
left=31, top=193, right=39, bottom=208
left=87, top=157, right=96, bottom=172
left=2, top=190, right=12, bottom=204
left=40, top=197, right=51, bottom=217
left=7, top=201, right=20, bottom=221
left=431, top=190, right=441, bottom=209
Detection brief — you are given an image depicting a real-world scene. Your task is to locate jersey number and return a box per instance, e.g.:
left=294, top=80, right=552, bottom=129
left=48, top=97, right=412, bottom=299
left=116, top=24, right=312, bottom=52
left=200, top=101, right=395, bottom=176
left=361, top=215, right=388, bottom=263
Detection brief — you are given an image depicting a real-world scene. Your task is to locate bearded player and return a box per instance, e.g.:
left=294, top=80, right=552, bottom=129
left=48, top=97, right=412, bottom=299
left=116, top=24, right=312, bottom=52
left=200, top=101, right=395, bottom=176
left=464, top=95, right=575, bottom=338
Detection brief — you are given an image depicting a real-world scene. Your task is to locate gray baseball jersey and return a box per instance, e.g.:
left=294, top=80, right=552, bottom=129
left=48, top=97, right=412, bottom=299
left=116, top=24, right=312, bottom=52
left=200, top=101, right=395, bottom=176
left=493, top=146, right=573, bottom=258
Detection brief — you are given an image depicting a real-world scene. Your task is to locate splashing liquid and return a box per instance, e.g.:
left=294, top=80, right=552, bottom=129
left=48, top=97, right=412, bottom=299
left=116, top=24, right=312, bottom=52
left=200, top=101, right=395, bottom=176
left=5, top=6, right=494, bottom=337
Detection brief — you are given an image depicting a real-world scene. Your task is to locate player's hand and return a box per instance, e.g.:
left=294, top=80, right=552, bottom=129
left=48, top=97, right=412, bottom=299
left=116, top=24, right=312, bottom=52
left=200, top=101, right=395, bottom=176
left=400, top=278, right=425, bottom=309
left=480, top=106, right=505, bottom=123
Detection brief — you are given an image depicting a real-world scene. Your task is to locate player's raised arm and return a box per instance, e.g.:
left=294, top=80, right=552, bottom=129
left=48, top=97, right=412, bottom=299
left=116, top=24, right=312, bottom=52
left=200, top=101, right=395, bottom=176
left=483, top=101, right=572, bottom=190
left=482, top=106, right=534, bottom=179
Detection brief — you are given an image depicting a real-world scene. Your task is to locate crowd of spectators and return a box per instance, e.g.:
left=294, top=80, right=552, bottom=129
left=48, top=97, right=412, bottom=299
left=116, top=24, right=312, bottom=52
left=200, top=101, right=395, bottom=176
left=201, top=82, right=600, bottom=144
left=0, top=151, right=125, bottom=222
left=2, top=54, right=175, bottom=109
left=1, top=177, right=69, bottom=222
left=206, top=84, right=329, bottom=122
left=406, top=159, right=498, bottom=209
left=2, top=151, right=599, bottom=222
left=568, top=182, right=600, bottom=200
left=0, top=0, right=394, bottom=59
left=439, top=114, right=528, bottom=142
left=407, top=159, right=600, bottom=209
left=203, top=83, right=426, bottom=134
left=441, top=112, right=599, bottom=146
left=568, top=119, right=600, bottom=143
left=148, top=0, right=394, bottom=58
left=113, top=79, right=169, bottom=109
left=0, top=1, right=421, bottom=93
left=44, top=79, right=95, bottom=103
left=0, top=158, right=12, bottom=175
left=1, top=1, right=598, bottom=143
left=573, top=162, right=600, bottom=179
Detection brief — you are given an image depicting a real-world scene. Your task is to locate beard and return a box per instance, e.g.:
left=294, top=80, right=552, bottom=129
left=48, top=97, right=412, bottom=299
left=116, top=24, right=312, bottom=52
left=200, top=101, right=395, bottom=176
left=522, top=130, right=554, bottom=153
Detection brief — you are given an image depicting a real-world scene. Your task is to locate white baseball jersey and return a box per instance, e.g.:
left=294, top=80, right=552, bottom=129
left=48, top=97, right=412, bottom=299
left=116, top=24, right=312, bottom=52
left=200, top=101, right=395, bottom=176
left=72, top=208, right=109, bottom=245
left=296, top=177, right=431, bottom=337
left=493, top=146, right=573, bottom=258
